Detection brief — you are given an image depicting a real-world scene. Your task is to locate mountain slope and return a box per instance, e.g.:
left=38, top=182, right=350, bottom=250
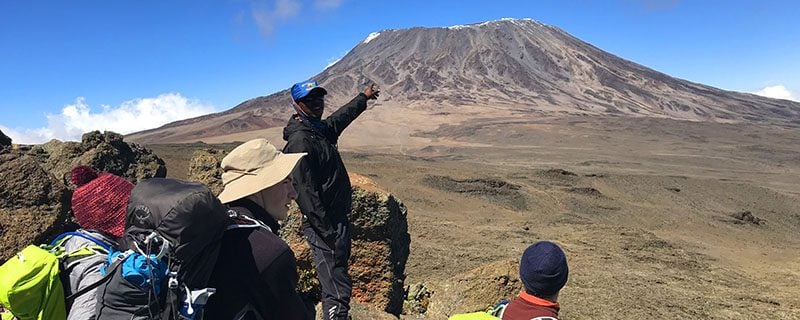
left=128, top=18, right=800, bottom=144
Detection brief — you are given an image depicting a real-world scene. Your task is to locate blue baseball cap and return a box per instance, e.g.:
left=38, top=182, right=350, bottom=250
left=290, top=80, right=328, bottom=101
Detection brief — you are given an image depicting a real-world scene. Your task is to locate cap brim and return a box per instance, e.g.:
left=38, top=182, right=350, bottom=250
left=309, top=87, right=327, bottom=96
left=218, top=152, right=305, bottom=204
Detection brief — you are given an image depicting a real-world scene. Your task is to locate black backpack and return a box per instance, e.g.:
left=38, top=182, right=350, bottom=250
left=95, top=178, right=267, bottom=320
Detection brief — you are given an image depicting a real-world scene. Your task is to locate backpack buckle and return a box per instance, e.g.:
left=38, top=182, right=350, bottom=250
left=168, top=271, right=179, bottom=289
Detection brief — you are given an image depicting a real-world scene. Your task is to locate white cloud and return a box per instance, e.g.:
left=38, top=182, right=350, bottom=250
left=252, top=8, right=276, bottom=38
left=249, top=0, right=344, bottom=39
left=275, top=0, right=301, bottom=17
left=250, top=0, right=301, bottom=38
left=752, top=85, right=799, bottom=102
left=1, top=93, right=216, bottom=144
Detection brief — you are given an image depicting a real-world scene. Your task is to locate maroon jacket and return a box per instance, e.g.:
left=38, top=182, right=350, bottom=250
left=501, top=291, right=560, bottom=320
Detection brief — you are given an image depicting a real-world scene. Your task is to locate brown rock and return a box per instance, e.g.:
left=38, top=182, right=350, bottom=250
left=0, top=131, right=166, bottom=261
left=282, top=174, right=411, bottom=316
left=0, top=155, right=70, bottom=261
left=403, top=282, right=432, bottom=315
left=187, top=148, right=227, bottom=195
left=425, top=259, right=523, bottom=320
left=30, top=131, right=166, bottom=186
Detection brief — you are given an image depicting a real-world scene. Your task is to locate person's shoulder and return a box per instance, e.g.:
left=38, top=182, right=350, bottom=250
left=221, top=227, right=292, bottom=269
left=245, top=227, right=291, bottom=254
left=224, top=225, right=284, bottom=244
left=284, top=133, right=318, bottom=155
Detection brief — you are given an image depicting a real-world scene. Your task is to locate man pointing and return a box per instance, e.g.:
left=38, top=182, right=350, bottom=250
left=282, top=80, right=379, bottom=320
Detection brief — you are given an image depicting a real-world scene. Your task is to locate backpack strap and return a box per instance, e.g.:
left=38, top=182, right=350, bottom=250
left=225, top=209, right=273, bottom=233
left=51, top=231, right=114, bottom=253
left=488, top=300, right=509, bottom=318
left=65, top=259, right=124, bottom=304
left=63, top=252, right=126, bottom=303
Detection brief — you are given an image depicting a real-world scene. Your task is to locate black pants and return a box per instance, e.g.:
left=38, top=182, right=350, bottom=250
left=303, top=220, right=352, bottom=320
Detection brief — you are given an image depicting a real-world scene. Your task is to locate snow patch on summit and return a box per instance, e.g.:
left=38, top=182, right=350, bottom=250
left=447, top=18, right=540, bottom=30
left=364, top=32, right=380, bottom=44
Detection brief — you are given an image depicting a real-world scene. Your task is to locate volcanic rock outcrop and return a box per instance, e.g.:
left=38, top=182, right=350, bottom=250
left=34, top=131, right=166, bottom=186
left=0, top=130, right=11, bottom=149
left=187, top=148, right=227, bottom=195
left=0, top=131, right=166, bottom=260
left=188, top=151, right=411, bottom=315
left=425, top=260, right=523, bottom=319
left=283, top=181, right=411, bottom=315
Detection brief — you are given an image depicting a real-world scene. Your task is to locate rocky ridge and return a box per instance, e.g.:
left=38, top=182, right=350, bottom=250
left=0, top=131, right=166, bottom=261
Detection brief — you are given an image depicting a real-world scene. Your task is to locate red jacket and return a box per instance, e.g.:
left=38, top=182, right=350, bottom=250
left=501, top=291, right=560, bottom=320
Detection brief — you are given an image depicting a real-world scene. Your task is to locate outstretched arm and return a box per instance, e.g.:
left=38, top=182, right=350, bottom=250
left=326, top=84, right=380, bottom=138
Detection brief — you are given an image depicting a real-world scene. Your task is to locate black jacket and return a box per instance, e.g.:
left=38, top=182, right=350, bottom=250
left=204, top=199, right=311, bottom=320
left=282, top=93, right=368, bottom=242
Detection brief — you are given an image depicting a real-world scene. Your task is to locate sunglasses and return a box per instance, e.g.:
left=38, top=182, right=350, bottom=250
left=301, top=94, right=325, bottom=103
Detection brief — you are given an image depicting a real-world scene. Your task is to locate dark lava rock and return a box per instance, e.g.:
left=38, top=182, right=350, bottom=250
left=30, top=131, right=166, bottom=186
left=0, top=131, right=166, bottom=261
left=568, top=187, right=604, bottom=198
left=422, top=175, right=528, bottom=211
left=283, top=174, right=411, bottom=316
left=187, top=148, right=227, bottom=195
left=731, top=211, right=765, bottom=226
left=0, top=130, right=11, bottom=149
left=0, top=155, right=70, bottom=261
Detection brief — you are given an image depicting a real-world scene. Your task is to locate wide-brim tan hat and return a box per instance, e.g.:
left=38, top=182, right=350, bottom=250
left=218, top=138, right=306, bottom=204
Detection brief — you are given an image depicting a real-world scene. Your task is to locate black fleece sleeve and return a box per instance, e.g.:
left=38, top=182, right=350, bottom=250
left=325, top=93, right=368, bottom=138
left=283, top=136, right=336, bottom=242
left=262, top=249, right=313, bottom=320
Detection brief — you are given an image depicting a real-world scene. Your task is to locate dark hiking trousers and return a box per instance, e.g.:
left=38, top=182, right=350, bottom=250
left=303, top=220, right=352, bottom=320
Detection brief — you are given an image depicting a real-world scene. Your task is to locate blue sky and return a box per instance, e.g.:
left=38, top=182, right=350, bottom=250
left=1, top=0, right=798, bottom=143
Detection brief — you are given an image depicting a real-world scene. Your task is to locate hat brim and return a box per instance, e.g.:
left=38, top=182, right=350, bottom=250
left=299, top=87, right=328, bottom=99
left=308, top=87, right=327, bottom=96
left=218, top=152, right=305, bottom=204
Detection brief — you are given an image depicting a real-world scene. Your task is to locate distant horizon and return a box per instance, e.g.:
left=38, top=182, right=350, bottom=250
left=1, top=1, right=798, bottom=144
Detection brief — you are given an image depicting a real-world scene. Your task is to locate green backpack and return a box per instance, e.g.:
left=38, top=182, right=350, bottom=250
left=448, top=312, right=501, bottom=320
left=448, top=301, right=508, bottom=320
left=0, top=232, right=112, bottom=320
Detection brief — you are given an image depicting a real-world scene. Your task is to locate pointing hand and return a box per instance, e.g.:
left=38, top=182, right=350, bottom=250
left=363, top=83, right=380, bottom=100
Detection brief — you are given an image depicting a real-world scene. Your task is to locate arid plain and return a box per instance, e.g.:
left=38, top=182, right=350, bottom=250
left=149, top=115, right=800, bottom=319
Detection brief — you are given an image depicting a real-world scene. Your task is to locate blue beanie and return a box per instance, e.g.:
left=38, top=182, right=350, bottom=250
left=519, top=241, right=568, bottom=296
left=291, top=80, right=327, bottom=101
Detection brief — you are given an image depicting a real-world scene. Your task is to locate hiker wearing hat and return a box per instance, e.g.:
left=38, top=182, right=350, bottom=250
left=283, top=80, right=380, bottom=320
left=204, top=138, right=312, bottom=320
left=64, top=166, right=132, bottom=320
left=501, top=241, right=569, bottom=320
